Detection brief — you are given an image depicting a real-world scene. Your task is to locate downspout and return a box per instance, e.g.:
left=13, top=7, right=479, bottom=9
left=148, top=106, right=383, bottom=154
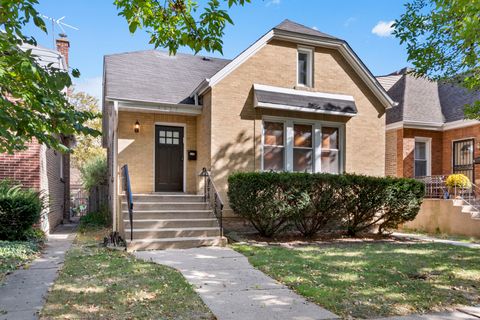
left=112, top=101, right=119, bottom=232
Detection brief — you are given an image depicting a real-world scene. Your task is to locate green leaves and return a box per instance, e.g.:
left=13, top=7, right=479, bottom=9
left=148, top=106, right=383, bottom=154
left=395, top=0, right=480, bottom=119
left=115, top=0, right=250, bottom=55
left=0, top=0, right=100, bottom=153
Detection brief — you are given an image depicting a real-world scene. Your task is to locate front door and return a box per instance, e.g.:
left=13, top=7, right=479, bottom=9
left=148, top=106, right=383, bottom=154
left=155, top=125, right=184, bottom=192
left=453, top=139, right=475, bottom=183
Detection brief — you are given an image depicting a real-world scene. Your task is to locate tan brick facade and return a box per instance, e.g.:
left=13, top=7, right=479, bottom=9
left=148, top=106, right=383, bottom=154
left=210, top=40, right=386, bottom=203
left=386, top=124, right=480, bottom=184
left=117, top=111, right=198, bottom=194
left=115, top=40, right=388, bottom=207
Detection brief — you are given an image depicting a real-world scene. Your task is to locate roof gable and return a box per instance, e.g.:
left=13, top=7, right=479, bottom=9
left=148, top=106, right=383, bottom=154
left=192, top=19, right=395, bottom=109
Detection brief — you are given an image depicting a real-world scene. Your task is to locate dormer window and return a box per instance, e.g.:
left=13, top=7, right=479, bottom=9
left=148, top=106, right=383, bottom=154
left=297, top=47, right=313, bottom=87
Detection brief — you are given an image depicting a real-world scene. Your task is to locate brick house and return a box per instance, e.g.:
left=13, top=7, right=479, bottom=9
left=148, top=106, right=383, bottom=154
left=0, top=37, right=72, bottom=233
left=102, top=20, right=396, bottom=249
left=377, top=68, right=480, bottom=184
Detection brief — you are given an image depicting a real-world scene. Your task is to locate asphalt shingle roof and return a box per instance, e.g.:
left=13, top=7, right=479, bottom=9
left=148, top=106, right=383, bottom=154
left=377, top=69, right=480, bottom=124
left=103, top=20, right=342, bottom=106
left=104, top=50, right=230, bottom=104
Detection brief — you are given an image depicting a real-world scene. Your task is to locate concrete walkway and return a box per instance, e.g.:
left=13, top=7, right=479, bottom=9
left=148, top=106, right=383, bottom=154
left=135, top=247, right=339, bottom=320
left=393, top=232, right=480, bottom=249
left=0, top=224, right=76, bottom=320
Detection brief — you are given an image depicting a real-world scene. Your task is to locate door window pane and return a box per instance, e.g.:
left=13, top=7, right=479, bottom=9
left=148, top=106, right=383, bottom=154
left=263, top=121, right=285, bottom=171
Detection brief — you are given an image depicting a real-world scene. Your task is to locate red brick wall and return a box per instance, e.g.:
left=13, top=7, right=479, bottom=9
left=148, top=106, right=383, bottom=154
left=397, top=128, right=443, bottom=178
left=0, top=141, right=41, bottom=188
left=443, top=124, right=480, bottom=184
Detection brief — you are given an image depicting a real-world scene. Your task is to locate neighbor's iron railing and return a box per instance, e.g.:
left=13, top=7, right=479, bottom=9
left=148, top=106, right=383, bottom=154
left=121, top=164, right=134, bottom=241
left=417, top=175, right=480, bottom=212
left=200, top=168, right=224, bottom=237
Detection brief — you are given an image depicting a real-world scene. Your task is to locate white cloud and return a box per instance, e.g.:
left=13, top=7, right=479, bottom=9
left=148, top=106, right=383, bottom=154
left=265, top=0, right=280, bottom=6
left=344, top=17, right=356, bottom=28
left=74, top=76, right=102, bottom=100
left=371, top=20, right=395, bottom=37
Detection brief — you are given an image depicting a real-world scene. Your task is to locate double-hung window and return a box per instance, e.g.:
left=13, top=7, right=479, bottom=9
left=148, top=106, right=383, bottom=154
left=293, top=124, right=313, bottom=172
left=321, top=127, right=340, bottom=174
left=262, top=119, right=343, bottom=173
left=263, top=121, right=285, bottom=171
left=414, top=138, right=431, bottom=177
left=297, top=48, right=313, bottom=87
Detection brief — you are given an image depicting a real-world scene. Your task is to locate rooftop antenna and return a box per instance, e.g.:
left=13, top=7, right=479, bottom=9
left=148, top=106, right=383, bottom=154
left=41, top=15, right=79, bottom=48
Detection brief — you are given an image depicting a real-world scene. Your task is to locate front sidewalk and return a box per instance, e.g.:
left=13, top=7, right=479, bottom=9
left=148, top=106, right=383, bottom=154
left=135, top=247, right=339, bottom=320
left=0, top=224, right=76, bottom=320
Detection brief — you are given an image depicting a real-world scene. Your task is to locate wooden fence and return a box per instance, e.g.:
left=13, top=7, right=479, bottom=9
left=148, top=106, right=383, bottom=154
left=88, top=184, right=109, bottom=214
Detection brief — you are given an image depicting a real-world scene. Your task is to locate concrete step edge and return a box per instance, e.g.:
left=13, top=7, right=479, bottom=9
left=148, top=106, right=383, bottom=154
left=123, top=210, right=212, bottom=213
left=125, top=227, right=220, bottom=232
left=127, top=236, right=223, bottom=243
left=123, top=218, right=217, bottom=222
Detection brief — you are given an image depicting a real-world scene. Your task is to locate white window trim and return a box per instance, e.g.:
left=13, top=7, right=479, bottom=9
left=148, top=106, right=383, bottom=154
left=297, top=47, right=314, bottom=87
left=261, top=116, right=345, bottom=173
left=414, top=137, right=432, bottom=177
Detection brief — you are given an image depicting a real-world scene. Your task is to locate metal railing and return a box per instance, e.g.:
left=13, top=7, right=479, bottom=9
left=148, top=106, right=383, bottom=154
left=417, top=175, right=480, bottom=212
left=200, top=168, right=224, bottom=237
left=121, top=164, right=134, bottom=241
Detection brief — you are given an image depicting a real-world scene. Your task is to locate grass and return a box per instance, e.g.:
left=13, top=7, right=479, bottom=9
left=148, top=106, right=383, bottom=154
left=232, top=242, right=480, bottom=319
left=40, top=228, right=214, bottom=320
left=0, top=240, right=40, bottom=282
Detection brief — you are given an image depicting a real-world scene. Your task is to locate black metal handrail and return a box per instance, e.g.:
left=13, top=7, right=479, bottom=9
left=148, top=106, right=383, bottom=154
left=200, top=168, right=224, bottom=237
left=121, top=165, right=134, bottom=241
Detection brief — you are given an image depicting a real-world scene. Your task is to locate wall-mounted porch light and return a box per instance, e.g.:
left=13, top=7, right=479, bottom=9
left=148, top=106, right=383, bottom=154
left=134, top=120, right=140, bottom=133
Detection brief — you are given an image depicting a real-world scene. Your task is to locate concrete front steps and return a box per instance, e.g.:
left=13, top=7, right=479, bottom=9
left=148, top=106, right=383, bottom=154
left=123, top=194, right=227, bottom=251
left=453, top=198, right=480, bottom=219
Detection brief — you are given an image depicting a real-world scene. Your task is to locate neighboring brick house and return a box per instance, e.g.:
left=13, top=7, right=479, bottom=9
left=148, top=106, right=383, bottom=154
left=102, top=20, right=396, bottom=249
left=0, top=37, right=72, bottom=233
left=377, top=68, right=480, bottom=184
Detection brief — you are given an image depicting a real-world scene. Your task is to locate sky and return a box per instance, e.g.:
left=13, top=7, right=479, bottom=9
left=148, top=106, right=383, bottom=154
left=24, top=0, right=411, bottom=100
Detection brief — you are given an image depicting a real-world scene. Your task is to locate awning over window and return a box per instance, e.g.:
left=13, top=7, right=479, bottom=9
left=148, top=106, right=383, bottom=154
left=253, top=84, right=357, bottom=116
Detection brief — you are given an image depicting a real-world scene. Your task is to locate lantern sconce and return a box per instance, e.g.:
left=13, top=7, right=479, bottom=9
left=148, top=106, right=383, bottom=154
left=134, top=120, right=140, bottom=133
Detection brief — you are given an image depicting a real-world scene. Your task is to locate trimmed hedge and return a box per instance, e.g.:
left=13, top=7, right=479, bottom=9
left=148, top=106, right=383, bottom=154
left=228, top=172, right=424, bottom=237
left=0, top=181, right=43, bottom=241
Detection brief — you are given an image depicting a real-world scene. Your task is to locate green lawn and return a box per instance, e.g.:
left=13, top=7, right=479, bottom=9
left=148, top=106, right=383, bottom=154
left=40, top=229, right=214, bottom=320
left=0, top=240, right=40, bottom=282
left=232, top=242, right=480, bottom=319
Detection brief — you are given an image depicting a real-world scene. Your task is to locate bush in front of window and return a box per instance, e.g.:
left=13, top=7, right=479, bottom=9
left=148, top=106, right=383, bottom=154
left=227, top=172, right=425, bottom=238
left=0, top=180, right=44, bottom=241
left=227, top=172, right=310, bottom=237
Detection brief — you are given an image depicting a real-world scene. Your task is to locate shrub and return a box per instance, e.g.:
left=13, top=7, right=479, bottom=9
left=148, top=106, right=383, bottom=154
left=228, top=172, right=425, bottom=238
left=378, top=177, right=425, bottom=234
left=292, top=174, right=345, bottom=237
left=228, top=172, right=308, bottom=237
left=79, top=207, right=109, bottom=232
left=24, top=227, right=46, bottom=243
left=80, top=155, right=108, bottom=192
left=0, top=180, right=43, bottom=241
left=445, top=174, right=471, bottom=189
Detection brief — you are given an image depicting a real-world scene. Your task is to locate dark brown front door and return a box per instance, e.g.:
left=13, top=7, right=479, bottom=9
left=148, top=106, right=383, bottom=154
left=453, top=139, right=475, bottom=183
left=155, top=125, right=184, bottom=192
